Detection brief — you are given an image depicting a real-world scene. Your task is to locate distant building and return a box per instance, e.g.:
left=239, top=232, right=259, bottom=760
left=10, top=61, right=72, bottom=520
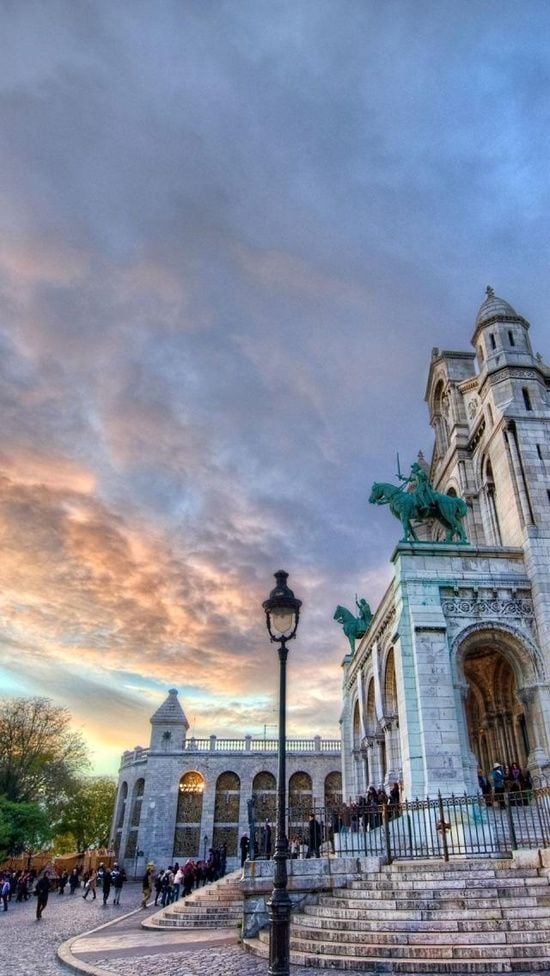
left=341, top=289, right=550, bottom=801
left=112, top=689, right=341, bottom=873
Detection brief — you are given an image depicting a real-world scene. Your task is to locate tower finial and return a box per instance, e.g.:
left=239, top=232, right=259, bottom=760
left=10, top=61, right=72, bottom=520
left=486, top=285, right=494, bottom=298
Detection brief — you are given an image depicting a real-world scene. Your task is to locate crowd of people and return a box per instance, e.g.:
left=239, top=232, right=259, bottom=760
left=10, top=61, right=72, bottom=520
left=141, top=843, right=228, bottom=909
left=329, top=782, right=402, bottom=835
left=478, top=761, right=533, bottom=806
left=0, top=860, right=128, bottom=918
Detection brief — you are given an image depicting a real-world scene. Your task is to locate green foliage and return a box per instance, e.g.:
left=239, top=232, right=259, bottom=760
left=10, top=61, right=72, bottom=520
left=56, top=776, right=117, bottom=852
left=0, top=796, right=52, bottom=860
left=0, top=696, right=89, bottom=804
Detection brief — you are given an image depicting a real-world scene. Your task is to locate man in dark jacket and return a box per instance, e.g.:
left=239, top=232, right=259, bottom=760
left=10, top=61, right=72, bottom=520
left=240, top=833, right=249, bottom=867
left=102, top=866, right=112, bottom=905
left=35, top=871, right=51, bottom=920
left=308, top=814, right=322, bottom=857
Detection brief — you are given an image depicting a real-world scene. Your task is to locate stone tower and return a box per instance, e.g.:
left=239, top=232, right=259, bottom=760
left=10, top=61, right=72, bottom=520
left=341, top=290, right=550, bottom=801
left=149, top=687, right=190, bottom=753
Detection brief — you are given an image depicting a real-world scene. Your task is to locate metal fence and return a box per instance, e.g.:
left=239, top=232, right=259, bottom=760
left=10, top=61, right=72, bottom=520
left=286, top=787, right=550, bottom=862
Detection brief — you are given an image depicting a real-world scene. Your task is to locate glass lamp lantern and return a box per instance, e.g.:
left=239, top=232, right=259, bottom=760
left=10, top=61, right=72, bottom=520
left=263, top=570, right=302, bottom=642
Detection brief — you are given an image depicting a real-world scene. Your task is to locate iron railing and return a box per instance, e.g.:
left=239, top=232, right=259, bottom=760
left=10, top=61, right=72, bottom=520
left=286, top=787, right=550, bottom=861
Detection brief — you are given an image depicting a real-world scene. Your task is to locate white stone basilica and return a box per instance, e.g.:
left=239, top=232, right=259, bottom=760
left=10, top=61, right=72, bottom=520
left=112, top=289, right=550, bottom=872
left=341, top=289, right=550, bottom=802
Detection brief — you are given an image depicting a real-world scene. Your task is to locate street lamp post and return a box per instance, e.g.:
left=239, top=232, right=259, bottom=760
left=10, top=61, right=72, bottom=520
left=262, top=570, right=302, bottom=976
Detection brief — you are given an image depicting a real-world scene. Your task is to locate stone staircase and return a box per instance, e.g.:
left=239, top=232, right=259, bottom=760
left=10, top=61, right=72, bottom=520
left=146, top=869, right=243, bottom=930
left=245, top=858, right=550, bottom=973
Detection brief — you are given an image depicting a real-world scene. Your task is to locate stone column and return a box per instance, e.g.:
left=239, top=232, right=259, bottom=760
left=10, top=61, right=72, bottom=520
left=381, top=716, right=400, bottom=785
left=517, top=685, right=550, bottom=781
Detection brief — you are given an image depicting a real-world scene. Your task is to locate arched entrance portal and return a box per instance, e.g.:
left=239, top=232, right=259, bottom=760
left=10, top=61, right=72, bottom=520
left=463, top=643, right=529, bottom=775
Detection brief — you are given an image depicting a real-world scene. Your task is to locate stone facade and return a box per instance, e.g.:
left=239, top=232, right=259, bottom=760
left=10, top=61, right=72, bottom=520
left=341, top=290, right=550, bottom=802
left=112, top=689, right=341, bottom=874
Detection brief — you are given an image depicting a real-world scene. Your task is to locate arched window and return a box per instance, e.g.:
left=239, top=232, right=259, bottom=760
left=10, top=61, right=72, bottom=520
left=124, top=778, right=144, bottom=859
left=213, top=771, right=240, bottom=857
left=114, top=782, right=128, bottom=855
left=481, top=455, right=501, bottom=545
left=432, top=380, right=449, bottom=458
left=288, top=771, right=313, bottom=819
left=173, top=771, right=205, bottom=859
left=324, top=771, right=342, bottom=816
left=252, top=771, right=276, bottom=823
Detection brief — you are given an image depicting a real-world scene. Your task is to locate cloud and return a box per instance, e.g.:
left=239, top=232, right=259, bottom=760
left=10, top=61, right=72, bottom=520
left=0, top=1, right=549, bottom=772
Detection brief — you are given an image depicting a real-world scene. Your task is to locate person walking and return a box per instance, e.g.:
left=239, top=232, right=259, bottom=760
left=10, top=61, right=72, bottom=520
left=1, top=875, right=10, bottom=911
left=141, top=865, right=153, bottom=909
left=83, top=869, right=97, bottom=900
left=102, top=866, right=112, bottom=905
left=111, top=864, right=126, bottom=906
left=69, top=867, right=80, bottom=895
left=35, top=871, right=51, bottom=920
left=154, top=869, right=163, bottom=906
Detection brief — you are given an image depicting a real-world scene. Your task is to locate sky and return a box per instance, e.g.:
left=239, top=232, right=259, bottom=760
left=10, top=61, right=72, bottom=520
left=1, top=0, right=550, bottom=774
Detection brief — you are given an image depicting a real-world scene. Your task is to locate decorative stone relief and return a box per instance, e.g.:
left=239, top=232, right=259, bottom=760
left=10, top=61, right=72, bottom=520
left=467, top=397, right=478, bottom=420
left=442, top=598, right=533, bottom=619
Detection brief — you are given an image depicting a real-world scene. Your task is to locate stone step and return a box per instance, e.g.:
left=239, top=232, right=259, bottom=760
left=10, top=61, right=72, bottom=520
left=339, top=883, right=550, bottom=900
left=245, top=938, right=517, bottom=973
left=351, top=875, right=549, bottom=890
left=291, top=926, right=550, bottom=948
left=359, top=868, right=543, bottom=882
left=315, top=894, right=547, bottom=912
left=289, top=938, right=550, bottom=962
left=302, top=904, right=550, bottom=921
left=292, top=914, right=550, bottom=934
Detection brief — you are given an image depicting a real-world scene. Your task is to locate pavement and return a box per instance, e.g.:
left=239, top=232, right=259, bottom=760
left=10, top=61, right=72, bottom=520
left=56, top=885, right=344, bottom=976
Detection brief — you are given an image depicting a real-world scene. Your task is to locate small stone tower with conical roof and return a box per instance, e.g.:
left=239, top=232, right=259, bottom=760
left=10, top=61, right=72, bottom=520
left=149, top=688, right=189, bottom=752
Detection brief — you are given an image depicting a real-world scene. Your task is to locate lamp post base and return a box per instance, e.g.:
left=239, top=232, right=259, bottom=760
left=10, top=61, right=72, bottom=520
left=267, top=885, right=292, bottom=976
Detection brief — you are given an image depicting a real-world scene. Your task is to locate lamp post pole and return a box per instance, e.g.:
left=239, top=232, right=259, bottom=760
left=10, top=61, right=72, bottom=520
left=262, top=570, right=301, bottom=976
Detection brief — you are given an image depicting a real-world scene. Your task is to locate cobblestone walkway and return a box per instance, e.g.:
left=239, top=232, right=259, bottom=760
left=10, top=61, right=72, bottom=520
left=0, top=884, right=141, bottom=975
left=92, top=946, right=340, bottom=976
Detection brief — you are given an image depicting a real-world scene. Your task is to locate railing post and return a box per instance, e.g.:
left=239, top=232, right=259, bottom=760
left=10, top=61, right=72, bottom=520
left=437, top=792, right=450, bottom=862
left=506, top=792, right=518, bottom=849
left=383, top=802, right=392, bottom=863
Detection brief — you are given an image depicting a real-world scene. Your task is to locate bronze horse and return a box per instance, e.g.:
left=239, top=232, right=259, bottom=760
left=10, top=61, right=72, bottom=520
left=369, top=481, right=468, bottom=544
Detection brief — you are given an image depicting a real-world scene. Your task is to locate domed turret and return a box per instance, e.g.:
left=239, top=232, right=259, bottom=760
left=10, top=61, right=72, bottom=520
left=474, top=287, right=527, bottom=331
left=472, top=287, right=532, bottom=366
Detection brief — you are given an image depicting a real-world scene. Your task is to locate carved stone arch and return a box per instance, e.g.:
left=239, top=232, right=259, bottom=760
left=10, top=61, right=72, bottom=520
left=451, top=622, right=542, bottom=774
left=451, top=621, right=544, bottom=686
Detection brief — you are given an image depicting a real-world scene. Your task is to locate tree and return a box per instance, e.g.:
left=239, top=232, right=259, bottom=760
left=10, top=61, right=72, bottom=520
left=0, top=796, right=52, bottom=861
left=56, top=776, right=118, bottom=852
left=0, top=697, right=89, bottom=804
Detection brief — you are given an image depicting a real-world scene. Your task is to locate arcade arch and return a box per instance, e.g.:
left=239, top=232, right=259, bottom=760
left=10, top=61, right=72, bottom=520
left=456, top=627, right=540, bottom=777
